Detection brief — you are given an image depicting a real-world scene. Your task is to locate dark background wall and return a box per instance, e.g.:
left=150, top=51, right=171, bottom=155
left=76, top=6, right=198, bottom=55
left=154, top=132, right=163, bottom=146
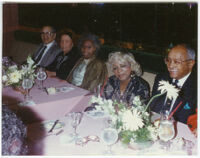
left=17, top=3, right=197, bottom=48
left=2, top=2, right=198, bottom=73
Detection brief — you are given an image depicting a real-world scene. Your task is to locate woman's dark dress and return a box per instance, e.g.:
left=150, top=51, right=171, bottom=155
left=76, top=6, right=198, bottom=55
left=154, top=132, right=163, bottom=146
left=46, top=47, right=80, bottom=80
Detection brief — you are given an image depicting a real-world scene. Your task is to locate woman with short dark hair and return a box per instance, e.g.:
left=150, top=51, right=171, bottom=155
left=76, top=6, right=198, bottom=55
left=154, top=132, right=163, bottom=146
left=46, top=30, right=80, bottom=79
left=67, top=33, right=108, bottom=92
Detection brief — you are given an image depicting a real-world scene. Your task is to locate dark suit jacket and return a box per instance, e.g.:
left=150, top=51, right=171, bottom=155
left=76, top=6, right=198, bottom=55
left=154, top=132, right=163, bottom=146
left=46, top=47, right=81, bottom=80
left=33, top=41, right=61, bottom=68
left=150, top=71, right=197, bottom=124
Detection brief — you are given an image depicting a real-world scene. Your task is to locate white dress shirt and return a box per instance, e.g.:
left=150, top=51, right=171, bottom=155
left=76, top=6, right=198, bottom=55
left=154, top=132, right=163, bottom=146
left=166, top=72, right=191, bottom=112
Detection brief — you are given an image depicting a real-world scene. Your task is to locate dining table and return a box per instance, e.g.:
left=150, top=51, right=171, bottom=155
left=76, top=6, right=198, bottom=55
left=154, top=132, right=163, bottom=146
left=27, top=112, right=197, bottom=156
left=2, top=77, right=198, bottom=156
left=2, top=77, right=92, bottom=123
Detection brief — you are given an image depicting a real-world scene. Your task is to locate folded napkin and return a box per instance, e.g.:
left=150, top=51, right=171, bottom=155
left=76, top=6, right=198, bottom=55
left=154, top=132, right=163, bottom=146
left=19, top=100, right=36, bottom=106
left=46, top=87, right=56, bottom=95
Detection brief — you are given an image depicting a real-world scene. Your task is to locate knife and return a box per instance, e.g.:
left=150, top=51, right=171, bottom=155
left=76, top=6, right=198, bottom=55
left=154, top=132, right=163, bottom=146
left=48, top=120, right=59, bottom=133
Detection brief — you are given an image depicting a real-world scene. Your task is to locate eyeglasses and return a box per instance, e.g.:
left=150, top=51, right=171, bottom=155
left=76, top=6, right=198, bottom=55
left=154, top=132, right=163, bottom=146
left=40, top=32, right=55, bottom=36
left=164, top=58, right=192, bottom=66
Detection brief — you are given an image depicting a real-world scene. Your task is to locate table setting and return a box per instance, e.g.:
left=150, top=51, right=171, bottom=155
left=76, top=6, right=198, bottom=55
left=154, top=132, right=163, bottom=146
left=27, top=87, right=197, bottom=156
left=27, top=109, right=197, bottom=156
left=2, top=56, right=91, bottom=122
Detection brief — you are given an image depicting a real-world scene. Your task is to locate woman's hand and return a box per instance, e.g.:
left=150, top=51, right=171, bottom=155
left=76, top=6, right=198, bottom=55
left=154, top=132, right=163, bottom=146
left=46, top=71, right=56, bottom=78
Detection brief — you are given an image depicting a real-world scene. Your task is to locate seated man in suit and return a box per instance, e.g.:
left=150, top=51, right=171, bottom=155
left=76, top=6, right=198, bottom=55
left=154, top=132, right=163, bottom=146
left=150, top=44, right=196, bottom=124
left=32, top=25, right=61, bottom=68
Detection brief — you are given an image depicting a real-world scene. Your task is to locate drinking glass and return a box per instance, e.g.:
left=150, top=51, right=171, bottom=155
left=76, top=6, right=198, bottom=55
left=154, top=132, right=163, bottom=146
left=36, top=67, right=47, bottom=90
left=68, top=112, right=83, bottom=139
left=94, top=84, right=101, bottom=97
left=101, top=128, right=118, bottom=154
left=22, top=77, right=33, bottom=104
left=158, top=111, right=175, bottom=150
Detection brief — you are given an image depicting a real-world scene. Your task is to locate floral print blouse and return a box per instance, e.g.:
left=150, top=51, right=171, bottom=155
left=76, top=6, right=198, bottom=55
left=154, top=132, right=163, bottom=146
left=102, top=75, right=150, bottom=106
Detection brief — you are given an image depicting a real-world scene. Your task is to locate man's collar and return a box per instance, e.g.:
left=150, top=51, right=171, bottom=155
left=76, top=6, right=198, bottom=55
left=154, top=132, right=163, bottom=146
left=44, top=40, right=55, bottom=47
left=173, top=72, right=191, bottom=88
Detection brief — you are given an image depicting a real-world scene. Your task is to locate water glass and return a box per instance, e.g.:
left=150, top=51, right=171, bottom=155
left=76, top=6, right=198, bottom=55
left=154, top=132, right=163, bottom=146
left=22, top=77, right=33, bottom=103
left=94, top=84, right=102, bottom=97
left=36, top=67, right=47, bottom=89
left=68, top=112, right=83, bottom=139
left=158, top=112, right=175, bottom=150
left=101, top=128, right=118, bottom=154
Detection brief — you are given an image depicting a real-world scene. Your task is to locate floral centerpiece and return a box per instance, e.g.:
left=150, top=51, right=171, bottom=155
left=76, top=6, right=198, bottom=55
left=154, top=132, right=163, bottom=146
left=90, top=80, right=180, bottom=146
left=2, top=55, right=37, bottom=87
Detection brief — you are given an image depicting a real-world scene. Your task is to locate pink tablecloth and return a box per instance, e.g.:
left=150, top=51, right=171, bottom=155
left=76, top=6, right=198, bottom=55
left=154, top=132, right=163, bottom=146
left=27, top=113, right=197, bottom=156
left=2, top=78, right=92, bottom=122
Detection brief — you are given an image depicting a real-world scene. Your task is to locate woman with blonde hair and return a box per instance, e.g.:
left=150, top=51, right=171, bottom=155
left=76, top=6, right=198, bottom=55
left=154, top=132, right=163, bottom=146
left=102, top=51, right=150, bottom=106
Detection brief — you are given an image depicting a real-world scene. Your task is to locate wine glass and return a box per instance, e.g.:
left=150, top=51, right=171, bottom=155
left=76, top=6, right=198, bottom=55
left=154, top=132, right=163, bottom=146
left=101, top=128, right=118, bottom=154
left=22, top=77, right=33, bottom=104
left=68, top=112, right=83, bottom=140
left=94, top=84, right=102, bottom=97
left=158, top=112, right=175, bottom=150
left=36, top=67, right=47, bottom=90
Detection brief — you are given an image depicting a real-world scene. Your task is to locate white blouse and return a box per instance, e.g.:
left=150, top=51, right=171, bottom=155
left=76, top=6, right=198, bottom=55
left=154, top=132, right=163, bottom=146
left=71, top=59, right=90, bottom=86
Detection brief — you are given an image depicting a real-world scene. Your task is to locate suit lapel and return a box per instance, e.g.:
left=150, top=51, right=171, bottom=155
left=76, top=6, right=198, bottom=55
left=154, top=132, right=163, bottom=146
left=170, top=73, right=192, bottom=113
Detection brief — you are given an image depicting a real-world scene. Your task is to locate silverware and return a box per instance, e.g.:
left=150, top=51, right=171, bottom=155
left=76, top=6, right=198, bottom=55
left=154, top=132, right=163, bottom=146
left=56, top=129, right=64, bottom=136
left=48, top=119, right=59, bottom=133
left=45, top=129, right=64, bottom=137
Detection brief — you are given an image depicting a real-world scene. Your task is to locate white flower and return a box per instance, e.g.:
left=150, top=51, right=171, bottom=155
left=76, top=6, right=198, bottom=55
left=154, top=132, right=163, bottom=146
left=122, top=109, right=144, bottom=131
left=8, top=65, right=18, bottom=72
left=91, top=96, right=104, bottom=104
left=147, top=125, right=158, bottom=141
left=9, top=70, right=22, bottom=83
left=132, top=96, right=142, bottom=106
left=27, top=56, right=35, bottom=67
left=2, top=75, right=8, bottom=82
left=158, top=80, right=180, bottom=100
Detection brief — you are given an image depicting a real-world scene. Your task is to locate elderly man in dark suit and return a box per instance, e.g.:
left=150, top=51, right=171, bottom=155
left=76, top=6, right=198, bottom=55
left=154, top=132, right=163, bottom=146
left=33, top=25, right=61, bottom=68
left=150, top=44, right=196, bottom=124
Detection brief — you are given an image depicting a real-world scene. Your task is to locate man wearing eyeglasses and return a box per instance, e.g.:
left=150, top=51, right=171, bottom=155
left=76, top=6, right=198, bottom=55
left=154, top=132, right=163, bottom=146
left=33, top=25, right=61, bottom=67
left=150, top=44, right=196, bottom=124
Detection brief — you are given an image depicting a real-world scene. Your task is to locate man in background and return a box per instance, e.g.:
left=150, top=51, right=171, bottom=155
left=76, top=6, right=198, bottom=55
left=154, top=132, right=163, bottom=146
left=33, top=25, right=61, bottom=68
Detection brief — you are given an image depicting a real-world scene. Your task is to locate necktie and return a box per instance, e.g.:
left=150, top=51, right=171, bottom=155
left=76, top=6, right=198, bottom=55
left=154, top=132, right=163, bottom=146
left=35, top=46, right=47, bottom=64
left=173, top=79, right=179, bottom=88
left=163, top=79, right=179, bottom=112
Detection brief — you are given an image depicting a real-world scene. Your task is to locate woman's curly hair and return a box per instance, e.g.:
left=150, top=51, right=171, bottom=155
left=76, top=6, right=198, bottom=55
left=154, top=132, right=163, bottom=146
left=108, top=51, right=142, bottom=76
left=77, top=33, right=101, bottom=56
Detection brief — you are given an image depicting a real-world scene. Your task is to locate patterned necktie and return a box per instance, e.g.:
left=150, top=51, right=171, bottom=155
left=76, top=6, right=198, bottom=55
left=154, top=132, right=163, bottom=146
left=163, top=79, right=179, bottom=111
left=35, top=45, right=47, bottom=63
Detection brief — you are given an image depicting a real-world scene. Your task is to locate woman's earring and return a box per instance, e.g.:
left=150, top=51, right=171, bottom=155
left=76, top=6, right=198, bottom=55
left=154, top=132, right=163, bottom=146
left=131, top=72, right=134, bottom=78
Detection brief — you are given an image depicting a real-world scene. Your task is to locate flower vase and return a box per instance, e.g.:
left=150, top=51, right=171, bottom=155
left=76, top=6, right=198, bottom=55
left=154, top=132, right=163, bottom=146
left=129, top=140, right=154, bottom=150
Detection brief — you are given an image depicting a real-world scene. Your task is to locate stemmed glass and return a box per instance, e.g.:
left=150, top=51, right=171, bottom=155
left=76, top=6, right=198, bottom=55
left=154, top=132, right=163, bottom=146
left=101, top=128, right=118, bottom=155
left=68, top=112, right=83, bottom=140
left=22, top=77, right=33, bottom=104
left=94, top=84, right=102, bottom=97
left=158, top=111, right=175, bottom=150
left=36, top=67, right=47, bottom=90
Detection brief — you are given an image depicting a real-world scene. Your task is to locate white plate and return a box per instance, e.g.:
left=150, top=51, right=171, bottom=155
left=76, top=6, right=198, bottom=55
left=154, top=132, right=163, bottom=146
left=86, top=110, right=106, bottom=119
left=56, top=86, right=74, bottom=93
left=40, top=120, right=65, bottom=131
